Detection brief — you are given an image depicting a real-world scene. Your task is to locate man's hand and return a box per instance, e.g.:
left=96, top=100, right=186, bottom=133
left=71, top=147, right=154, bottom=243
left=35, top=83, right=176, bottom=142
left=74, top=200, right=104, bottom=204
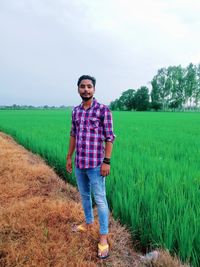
left=66, top=136, right=75, bottom=173
left=100, top=163, right=110, bottom=177
left=66, top=157, right=73, bottom=173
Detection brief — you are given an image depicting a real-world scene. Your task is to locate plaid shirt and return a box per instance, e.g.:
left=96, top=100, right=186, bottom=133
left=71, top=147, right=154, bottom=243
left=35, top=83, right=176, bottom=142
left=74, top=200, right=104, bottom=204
left=70, top=98, right=115, bottom=169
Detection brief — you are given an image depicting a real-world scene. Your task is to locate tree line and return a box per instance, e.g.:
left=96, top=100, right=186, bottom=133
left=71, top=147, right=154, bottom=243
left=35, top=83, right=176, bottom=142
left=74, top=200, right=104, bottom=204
left=0, top=104, right=72, bottom=110
left=110, top=63, right=200, bottom=111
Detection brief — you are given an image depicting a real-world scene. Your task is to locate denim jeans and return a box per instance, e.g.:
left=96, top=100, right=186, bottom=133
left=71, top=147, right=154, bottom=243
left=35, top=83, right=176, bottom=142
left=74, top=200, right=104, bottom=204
left=75, top=165, right=109, bottom=235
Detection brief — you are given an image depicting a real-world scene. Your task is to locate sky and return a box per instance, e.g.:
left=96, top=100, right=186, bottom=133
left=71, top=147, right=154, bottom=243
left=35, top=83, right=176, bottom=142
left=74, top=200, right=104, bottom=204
left=0, top=0, right=200, bottom=106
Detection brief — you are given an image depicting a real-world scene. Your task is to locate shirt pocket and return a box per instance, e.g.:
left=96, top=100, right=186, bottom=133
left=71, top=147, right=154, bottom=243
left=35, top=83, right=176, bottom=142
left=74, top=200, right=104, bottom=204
left=89, top=117, right=100, bottom=131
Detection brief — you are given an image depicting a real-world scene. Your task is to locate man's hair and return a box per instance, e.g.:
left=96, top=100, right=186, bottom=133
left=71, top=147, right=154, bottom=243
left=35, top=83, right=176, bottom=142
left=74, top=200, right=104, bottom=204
left=77, top=75, right=96, bottom=87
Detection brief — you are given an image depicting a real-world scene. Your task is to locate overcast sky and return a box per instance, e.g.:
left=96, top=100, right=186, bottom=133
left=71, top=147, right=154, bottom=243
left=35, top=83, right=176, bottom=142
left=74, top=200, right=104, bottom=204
left=1, top=0, right=200, bottom=106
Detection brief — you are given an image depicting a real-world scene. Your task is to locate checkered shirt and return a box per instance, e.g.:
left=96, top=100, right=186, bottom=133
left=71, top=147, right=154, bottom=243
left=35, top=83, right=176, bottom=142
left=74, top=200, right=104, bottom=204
left=70, top=98, right=115, bottom=169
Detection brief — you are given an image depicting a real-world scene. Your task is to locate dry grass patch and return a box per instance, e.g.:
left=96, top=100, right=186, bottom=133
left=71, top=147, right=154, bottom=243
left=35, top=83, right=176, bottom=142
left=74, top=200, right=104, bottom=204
left=0, top=132, right=187, bottom=267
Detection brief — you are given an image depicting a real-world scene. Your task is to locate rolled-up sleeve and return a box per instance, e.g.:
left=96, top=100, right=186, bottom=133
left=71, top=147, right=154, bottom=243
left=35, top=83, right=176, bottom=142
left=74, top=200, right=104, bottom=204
left=70, top=109, right=76, bottom=137
left=103, top=107, right=116, bottom=143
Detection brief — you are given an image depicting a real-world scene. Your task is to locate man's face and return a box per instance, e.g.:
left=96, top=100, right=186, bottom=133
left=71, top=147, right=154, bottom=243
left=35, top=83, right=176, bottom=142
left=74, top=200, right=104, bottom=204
left=78, top=79, right=95, bottom=101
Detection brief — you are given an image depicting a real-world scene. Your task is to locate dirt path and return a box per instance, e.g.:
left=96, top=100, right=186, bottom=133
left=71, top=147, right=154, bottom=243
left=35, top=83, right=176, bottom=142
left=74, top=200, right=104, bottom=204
left=0, top=132, right=186, bottom=267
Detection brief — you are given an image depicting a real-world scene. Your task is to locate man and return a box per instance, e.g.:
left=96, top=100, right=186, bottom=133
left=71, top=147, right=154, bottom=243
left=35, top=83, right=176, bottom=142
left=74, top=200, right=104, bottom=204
left=66, top=75, right=115, bottom=259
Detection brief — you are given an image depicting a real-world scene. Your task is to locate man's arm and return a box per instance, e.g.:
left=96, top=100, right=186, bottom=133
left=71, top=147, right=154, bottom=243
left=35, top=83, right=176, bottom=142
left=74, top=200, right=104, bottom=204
left=100, top=106, right=115, bottom=177
left=66, top=136, right=76, bottom=173
left=101, top=141, right=113, bottom=177
left=66, top=109, right=76, bottom=173
left=105, top=141, right=113, bottom=159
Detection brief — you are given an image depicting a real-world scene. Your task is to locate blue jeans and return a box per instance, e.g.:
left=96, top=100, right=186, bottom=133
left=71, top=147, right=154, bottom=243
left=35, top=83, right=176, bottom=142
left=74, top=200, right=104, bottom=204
left=75, top=165, right=109, bottom=235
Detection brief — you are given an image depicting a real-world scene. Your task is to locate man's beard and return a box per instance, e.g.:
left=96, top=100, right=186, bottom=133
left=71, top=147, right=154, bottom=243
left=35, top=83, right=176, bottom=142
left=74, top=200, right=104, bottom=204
left=81, top=95, right=93, bottom=102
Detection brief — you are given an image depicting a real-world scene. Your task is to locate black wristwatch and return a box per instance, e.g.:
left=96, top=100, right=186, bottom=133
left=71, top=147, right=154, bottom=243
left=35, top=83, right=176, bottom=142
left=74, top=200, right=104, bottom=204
left=103, top=157, right=111, bottom=165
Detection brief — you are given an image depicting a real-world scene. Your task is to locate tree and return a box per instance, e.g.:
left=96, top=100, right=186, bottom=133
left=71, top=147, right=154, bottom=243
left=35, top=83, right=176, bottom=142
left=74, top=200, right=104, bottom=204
left=110, top=62, right=200, bottom=111
left=110, top=89, right=136, bottom=110
left=134, top=86, right=149, bottom=111
left=151, top=78, right=159, bottom=102
left=150, top=101, right=162, bottom=111
left=184, top=63, right=198, bottom=108
left=151, top=68, right=170, bottom=110
left=167, top=65, right=185, bottom=109
left=156, top=68, right=170, bottom=109
left=110, top=99, right=120, bottom=110
left=119, top=89, right=136, bottom=110
left=168, top=99, right=183, bottom=111
left=151, top=78, right=162, bottom=110
left=194, top=63, right=200, bottom=107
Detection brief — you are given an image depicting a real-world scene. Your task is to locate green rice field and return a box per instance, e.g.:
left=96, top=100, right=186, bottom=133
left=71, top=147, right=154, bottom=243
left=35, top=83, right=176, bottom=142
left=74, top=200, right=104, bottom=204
left=0, top=109, right=200, bottom=266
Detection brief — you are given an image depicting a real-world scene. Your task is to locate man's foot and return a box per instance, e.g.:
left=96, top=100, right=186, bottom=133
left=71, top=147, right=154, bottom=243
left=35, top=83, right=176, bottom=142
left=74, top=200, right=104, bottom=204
left=97, top=243, right=109, bottom=259
left=98, top=235, right=109, bottom=259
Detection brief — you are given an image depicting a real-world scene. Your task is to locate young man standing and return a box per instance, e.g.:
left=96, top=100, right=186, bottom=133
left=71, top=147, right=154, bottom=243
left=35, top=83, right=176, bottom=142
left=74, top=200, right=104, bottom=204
left=66, top=75, right=115, bottom=259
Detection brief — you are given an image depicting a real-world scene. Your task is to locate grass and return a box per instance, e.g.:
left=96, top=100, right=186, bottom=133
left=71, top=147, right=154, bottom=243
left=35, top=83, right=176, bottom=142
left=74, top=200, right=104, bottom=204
left=0, top=109, right=199, bottom=266
left=0, top=132, right=143, bottom=267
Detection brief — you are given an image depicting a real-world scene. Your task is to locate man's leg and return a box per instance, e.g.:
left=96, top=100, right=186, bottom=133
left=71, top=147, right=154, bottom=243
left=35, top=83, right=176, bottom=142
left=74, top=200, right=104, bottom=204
left=87, top=166, right=109, bottom=257
left=75, top=167, right=94, bottom=226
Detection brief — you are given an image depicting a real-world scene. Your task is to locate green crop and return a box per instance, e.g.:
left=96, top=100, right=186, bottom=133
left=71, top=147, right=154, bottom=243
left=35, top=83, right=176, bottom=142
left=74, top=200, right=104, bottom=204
left=0, top=109, right=200, bottom=266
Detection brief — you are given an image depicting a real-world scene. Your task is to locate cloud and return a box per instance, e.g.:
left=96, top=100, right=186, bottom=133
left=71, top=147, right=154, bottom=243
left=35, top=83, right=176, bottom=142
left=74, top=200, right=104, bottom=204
left=0, top=0, right=200, bottom=105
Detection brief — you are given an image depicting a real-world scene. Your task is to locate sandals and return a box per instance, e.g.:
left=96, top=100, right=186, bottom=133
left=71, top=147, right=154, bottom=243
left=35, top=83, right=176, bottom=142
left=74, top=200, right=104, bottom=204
left=97, top=243, right=109, bottom=259
left=73, top=224, right=110, bottom=259
left=72, top=224, right=87, bottom=232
